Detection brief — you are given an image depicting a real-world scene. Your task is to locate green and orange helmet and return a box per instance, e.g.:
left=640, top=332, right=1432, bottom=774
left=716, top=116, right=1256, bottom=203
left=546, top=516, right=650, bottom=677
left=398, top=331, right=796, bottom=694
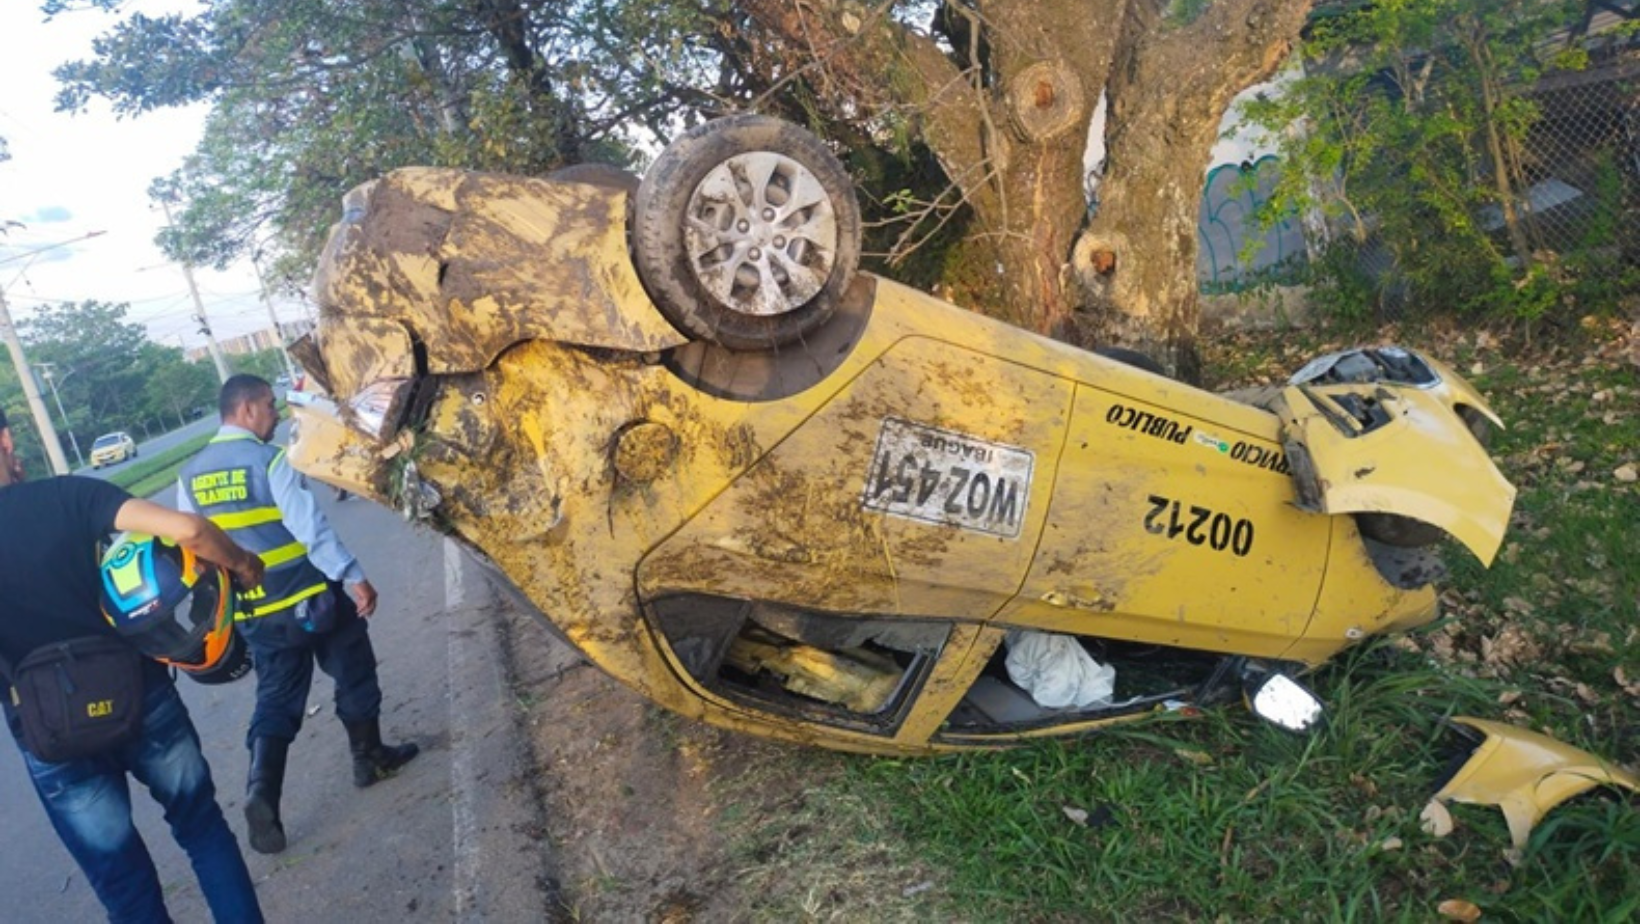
left=98, top=532, right=250, bottom=684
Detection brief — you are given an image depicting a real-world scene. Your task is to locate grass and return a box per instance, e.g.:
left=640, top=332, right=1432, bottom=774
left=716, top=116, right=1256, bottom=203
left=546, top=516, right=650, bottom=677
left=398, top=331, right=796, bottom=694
left=105, top=433, right=213, bottom=498
left=819, top=656, right=1519, bottom=921
left=721, top=323, right=1640, bottom=922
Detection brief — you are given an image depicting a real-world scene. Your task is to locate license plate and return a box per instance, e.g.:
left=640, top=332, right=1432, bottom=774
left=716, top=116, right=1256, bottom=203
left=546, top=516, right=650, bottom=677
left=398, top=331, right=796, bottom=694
left=861, top=418, right=1035, bottom=538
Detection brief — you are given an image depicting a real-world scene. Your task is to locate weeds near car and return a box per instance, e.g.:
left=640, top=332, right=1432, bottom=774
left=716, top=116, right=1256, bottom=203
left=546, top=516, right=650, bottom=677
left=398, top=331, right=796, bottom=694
left=727, top=323, right=1638, bottom=922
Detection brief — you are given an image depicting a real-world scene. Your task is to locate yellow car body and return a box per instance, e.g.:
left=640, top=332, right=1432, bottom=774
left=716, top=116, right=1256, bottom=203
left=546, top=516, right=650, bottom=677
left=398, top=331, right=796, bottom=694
left=287, top=159, right=1518, bottom=756
left=90, top=431, right=138, bottom=469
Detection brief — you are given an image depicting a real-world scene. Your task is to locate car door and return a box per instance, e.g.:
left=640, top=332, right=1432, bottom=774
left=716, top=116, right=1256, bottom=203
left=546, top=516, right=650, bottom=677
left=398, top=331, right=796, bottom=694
left=999, top=380, right=1332, bottom=659
left=636, top=329, right=1074, bottom=743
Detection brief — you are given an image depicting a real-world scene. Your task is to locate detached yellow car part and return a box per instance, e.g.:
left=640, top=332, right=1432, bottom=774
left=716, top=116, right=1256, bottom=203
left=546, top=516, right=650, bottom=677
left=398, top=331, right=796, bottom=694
left=289, top=114, right=1519, bottom=756
left=1429, top=718, right=1640, bottom=849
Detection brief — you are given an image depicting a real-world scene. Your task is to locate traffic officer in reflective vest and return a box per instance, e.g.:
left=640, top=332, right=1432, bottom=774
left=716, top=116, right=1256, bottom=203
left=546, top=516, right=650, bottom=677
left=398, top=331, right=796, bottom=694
left=178, top=374, right=418, bottom=855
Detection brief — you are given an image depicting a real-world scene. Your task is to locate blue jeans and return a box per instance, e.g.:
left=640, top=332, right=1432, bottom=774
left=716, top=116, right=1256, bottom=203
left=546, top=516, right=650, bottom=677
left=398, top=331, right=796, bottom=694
left=12, top=680, right=264, bottom=924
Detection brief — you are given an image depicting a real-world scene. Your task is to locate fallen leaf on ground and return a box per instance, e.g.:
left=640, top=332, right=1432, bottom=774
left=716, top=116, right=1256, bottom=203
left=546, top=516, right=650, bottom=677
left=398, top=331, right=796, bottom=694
left=1421, top=800, right=1455, bottom=837
left=1616, top=666, right=1640, bottom=697
left=1175, top=749, right=1214, bottom=767
left=1568, top=630, right=1614, bottom=654
left=1350, top=773, right=1379, bottom=798
left=1379, top=837, right=1404, bottom=852
left=1480, top=625, right=1540, bottom=667
left=1437, top=898, right=1482, bottom=922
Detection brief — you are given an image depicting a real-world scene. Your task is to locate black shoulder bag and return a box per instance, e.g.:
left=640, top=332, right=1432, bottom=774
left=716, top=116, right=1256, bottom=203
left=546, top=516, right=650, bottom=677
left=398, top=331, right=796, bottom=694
left=2, top=635, right=146, bottom=763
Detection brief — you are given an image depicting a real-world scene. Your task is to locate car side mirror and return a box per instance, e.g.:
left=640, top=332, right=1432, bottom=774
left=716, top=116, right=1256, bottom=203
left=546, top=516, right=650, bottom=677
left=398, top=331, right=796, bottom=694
left=1248, top=673, right=1324, bottom=733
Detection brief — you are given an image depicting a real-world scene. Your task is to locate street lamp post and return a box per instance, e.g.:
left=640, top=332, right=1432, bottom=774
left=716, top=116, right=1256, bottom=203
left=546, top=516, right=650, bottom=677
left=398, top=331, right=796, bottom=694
left=155, top=197, right=231, bottom=384
left=0, top=230, right=104, bottom=475
left=251, top=250, right=299, bottom=383
left=35, top=363, right=84, bottom=469
left=0, top=289, right=68, bottom=474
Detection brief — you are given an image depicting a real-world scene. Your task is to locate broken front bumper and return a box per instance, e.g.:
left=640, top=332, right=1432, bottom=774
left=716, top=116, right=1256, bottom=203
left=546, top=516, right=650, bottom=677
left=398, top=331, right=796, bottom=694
left=1428, top=717, right=1640, bottom=849
left=1274, top=349, right=1516, bottom=566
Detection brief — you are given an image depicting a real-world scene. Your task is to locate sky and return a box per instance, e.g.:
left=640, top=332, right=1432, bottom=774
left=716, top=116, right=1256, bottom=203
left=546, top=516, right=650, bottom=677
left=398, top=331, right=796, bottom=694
left=0, top=0, right=310, bottom=354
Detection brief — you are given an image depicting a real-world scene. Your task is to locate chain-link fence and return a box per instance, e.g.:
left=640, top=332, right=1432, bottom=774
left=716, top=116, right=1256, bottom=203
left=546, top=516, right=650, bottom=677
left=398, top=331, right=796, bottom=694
left=1516, top=61, right=1640, bottom=262
left=1200, top=26, right=1640, bottom=323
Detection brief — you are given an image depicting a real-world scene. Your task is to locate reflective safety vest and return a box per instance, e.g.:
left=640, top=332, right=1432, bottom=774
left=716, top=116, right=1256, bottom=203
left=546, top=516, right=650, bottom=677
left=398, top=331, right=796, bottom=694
left=179, top=432, right=329, bottom=620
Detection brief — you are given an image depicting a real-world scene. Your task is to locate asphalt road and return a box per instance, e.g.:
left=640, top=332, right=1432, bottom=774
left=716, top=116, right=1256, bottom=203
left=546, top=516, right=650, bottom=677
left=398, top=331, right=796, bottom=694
left=0, top=448, right=553, bottom=921
left=75, top=413, right=223, bottom=479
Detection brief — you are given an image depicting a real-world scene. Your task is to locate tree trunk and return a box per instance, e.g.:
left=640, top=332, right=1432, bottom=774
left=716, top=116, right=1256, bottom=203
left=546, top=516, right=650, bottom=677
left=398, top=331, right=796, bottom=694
left=1462, top=28, right=1537, bottom=270
left=476, top=0, right=582, bottom=163
left=1071, top=1, right=1308, bottom=378
left=739, top=0, right=1312, bottom=381
left=937, top=13, right=1113, bottom=342
left=404, top=8, right=467, bottom=135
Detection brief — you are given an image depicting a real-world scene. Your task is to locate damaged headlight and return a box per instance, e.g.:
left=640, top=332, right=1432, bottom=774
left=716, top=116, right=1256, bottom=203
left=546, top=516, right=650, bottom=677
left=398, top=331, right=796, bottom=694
left=347, top=377, right=414, bottom=442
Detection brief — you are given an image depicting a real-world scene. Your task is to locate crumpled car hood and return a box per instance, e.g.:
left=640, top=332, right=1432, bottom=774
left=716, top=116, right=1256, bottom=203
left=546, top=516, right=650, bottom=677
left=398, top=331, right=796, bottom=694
left=1274, top=348, right=1516, bottom=565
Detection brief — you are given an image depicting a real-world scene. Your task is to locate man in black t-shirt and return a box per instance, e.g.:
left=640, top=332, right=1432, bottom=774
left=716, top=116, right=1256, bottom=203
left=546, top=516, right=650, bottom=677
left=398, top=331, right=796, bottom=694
left=0, top=408, right=269, bottom=923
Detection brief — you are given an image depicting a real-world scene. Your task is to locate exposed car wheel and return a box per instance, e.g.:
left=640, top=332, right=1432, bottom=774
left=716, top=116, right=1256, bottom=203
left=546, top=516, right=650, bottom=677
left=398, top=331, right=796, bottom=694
left=1356, top=513, right=1445, bottom=549
left=629, top=114, right=861, bottom=351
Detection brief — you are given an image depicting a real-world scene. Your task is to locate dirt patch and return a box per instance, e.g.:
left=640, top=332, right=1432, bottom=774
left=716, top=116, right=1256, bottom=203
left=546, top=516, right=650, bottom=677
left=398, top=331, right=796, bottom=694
left=493, top=598, right=952, bottom=922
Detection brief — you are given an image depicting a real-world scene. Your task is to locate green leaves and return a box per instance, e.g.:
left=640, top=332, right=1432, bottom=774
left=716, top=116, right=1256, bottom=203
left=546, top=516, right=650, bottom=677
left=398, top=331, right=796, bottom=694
left=53, top=12, right=221, bottom=115
left=0, top=299, right=222, bottom=461
left=1251, top=0, right=1614, bottom=325
left=52, top=0, right=663, bottom=278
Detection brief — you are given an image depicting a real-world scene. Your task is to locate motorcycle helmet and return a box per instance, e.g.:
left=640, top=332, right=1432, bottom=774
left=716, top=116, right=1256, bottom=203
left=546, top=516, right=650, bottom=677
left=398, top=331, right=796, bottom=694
left=98, top=532, right=251, bottom=685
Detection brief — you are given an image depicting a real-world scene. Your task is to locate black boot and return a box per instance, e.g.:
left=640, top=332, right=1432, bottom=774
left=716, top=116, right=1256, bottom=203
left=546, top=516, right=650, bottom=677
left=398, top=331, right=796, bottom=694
left=244, top=737, right=289, bottom=854
left=343, top=718, right=419, bottom=788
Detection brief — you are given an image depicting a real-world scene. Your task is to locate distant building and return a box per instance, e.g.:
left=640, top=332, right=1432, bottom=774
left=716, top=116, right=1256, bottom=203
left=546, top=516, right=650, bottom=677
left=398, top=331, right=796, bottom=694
left=183, top=319, right=315, bottom=363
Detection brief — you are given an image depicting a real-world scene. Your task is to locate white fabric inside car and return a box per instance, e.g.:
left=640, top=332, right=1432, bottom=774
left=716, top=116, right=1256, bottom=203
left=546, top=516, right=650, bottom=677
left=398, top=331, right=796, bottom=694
left=1003, top=630, right=1116, bottom=710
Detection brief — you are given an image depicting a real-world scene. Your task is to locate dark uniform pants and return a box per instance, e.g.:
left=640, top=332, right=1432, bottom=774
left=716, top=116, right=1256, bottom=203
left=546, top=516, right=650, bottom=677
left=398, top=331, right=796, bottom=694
left=238, top=583, right=384, bottom=746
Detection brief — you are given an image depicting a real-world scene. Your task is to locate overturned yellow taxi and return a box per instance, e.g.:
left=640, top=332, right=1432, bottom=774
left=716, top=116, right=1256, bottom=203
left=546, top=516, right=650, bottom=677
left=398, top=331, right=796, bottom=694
left=290, top=115, right=1520, bottom=756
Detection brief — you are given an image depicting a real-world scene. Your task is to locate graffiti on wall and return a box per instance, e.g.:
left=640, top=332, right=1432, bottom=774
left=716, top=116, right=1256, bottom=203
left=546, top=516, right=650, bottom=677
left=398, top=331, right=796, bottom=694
left=1197, top=155, right=1307, bottom=290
